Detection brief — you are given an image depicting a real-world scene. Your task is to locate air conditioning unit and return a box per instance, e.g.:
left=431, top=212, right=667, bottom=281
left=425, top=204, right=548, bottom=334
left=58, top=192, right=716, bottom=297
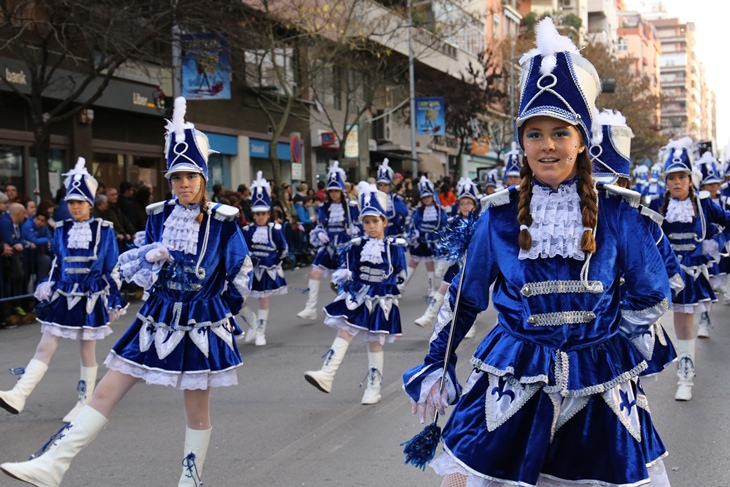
left=373, top=110, right=393, bottom=143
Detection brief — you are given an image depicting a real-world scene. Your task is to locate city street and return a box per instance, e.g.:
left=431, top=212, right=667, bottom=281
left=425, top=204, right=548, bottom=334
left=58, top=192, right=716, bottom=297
left=0, top=265, right=728, bottom=487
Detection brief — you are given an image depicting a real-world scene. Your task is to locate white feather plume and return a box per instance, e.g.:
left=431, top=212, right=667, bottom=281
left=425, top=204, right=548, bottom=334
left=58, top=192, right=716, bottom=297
left=696, top=151, right=717, bottom=167
left=519, top=17, right=581, bottom=69
left=62, top=156, right=90, bottom=182
left=251, top=171, right=271, bottom=194
left=664, top=137, right=694, bottom=153
left=488, top=168, right=499, bottom=179
left=328, top=160, right=346, bottom=178
left=419, top=175, right=431, bottom=186
left=164, top=96, right=195, bottom=144
left=381, top=158, right=390, bottom=169
left=597, top=109, right=627, bottom=127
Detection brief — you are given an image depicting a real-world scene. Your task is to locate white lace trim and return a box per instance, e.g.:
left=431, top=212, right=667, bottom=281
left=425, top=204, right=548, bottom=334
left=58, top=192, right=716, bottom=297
left=361, top=238, right=385, bottom=264
left=519, top=183, right=588, bottom=261
left=328, top=203, right=345, bottom=224
left=423, top=205, right=439, bottom=222
left=322, top=316, right=398, bottom=344
left=39, top=322, right=112, bottom=341
left=252, top=225, right=270, bottom=244
left=161, top=204, right=201, bottom=255
left=104, top=353, right=239, bottom=390
left=67, top=220, right=93, bottom=249
left=665, top=197, right=694, bottom=224
left=431, top=447, right=671, bottom=487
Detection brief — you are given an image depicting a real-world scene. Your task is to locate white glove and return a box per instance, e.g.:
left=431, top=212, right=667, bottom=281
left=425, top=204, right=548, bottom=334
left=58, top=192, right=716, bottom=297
left=320, top=233, right=330, bottom=244
left=108, top=309, right=121, bottom=322
left=145, top=246, right=172, bottom=263
left=133, top=231, right=146, bottom=247
left=34, top=281, right=54, bottom=301
left=412, top=381, right=449, bottom=424
left=702, top=239, right=721, bottom=263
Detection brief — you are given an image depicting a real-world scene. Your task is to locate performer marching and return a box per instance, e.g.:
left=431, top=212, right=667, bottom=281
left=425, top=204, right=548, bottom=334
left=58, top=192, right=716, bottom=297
left=376, top=159, right=409, bottom=238
left=239, top=172, right=288, bottom=346
left=297, top=161, right=359, bottom=321
left=0, top=97, right=253, bottom=487
left=304, top=182, right=407, bottom=405
left=0, top=158, right=127, bottom=422
left=403, top=19, right=674, bottom=486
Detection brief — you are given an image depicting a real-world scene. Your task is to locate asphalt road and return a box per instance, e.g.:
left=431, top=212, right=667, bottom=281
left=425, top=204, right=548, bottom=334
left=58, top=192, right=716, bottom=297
left=0, top=265, right=728, bottom=487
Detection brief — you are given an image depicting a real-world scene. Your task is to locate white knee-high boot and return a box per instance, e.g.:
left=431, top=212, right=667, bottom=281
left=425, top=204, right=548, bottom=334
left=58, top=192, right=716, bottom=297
left=361, top=351, right=384, bottom=405
left=304, top=337, right=350, bottom=393
left=179, top=427, right=212, bottom=487
left=697, top=305, right=712, bottom=339
left=675, top=338, right=695, bottom=401
left=414, top=292, right=444, bottom=328
left=255, top=309, right=269, bottom=347
left=0, top=406, right=107, bottom=487
left=297, top=279, right=320, bottom=320
left=240, top=306, right=258, bottom=343
left=0, top=359, right=48, bottom=414
left=62, top=365, right=97, bottom=423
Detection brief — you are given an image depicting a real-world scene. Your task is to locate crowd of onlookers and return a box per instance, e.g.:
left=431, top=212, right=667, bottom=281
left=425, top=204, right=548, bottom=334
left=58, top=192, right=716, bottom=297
left=0, top=170, right=463, bottom=329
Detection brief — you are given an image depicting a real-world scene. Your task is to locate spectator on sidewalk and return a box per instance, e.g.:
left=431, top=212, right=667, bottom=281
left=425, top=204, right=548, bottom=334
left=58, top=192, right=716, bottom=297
left=21, top=209, right=52, bottom=279
left=103, top=188, right=136, bottom=246
left=4, top=185, right=18, bottom=203
left=212, top=183, right=225, bottom=203
left=0, top=192, right=8, bottom=215
left=92, top=194, right=108, bottom=219
left=133, top=187, right=151, bottom=232
left=37, top=200, right=57, bottom=230
left=117, top=181, right=138, bottom=230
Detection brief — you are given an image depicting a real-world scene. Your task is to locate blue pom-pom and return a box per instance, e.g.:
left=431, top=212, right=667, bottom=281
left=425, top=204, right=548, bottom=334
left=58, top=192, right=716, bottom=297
left=436, top=212, right=478, bottom=262
left=401, top=422, right=442, bottom=470
left=337, top=277, right=362, bottom=299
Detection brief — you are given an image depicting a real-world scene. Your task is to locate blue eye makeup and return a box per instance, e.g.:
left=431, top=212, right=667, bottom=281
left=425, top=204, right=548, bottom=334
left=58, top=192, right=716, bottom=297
left=525, top=131, right=542, bottom=139
left=554, top=130, right=571, bottom=137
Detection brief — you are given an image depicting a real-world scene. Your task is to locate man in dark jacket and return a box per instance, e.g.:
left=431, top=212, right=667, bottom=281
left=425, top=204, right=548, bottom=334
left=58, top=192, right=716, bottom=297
left=104, top=188, right=136, bottom=248
left=117, top=181, right=138, bottom=230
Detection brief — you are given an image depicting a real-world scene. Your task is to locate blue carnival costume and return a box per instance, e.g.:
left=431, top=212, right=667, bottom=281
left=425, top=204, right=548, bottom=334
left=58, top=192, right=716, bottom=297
left=696, top=152, right=727, bottom=289
left=377, top=159, right=409, bottom=237
left=403, top=19, right=673, bottom=487
left=503, top=141, right=523, bottom=183
left=409, top=176, right=447, bottom=261
left=304, top=182, right=407, bottom=405
left=107, top=98, right=252, bottom=391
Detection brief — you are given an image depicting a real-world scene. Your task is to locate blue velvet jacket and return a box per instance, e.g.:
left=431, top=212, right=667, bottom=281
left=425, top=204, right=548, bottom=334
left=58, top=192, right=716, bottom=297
left=313, top=200, right=360, bottom=247
left=404, top=181, right=671, bottom=403
left=385, top=193, right=409, bottom=237
left=411, top=204, right=448, bottom=246
left=242, top=222, right=288, bottom=269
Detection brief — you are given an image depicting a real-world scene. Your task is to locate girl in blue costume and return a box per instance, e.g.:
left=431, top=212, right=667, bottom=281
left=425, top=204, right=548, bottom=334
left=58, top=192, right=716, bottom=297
left=304, top=182, right=407, bottom=405
left=590, top=109, right=684, bottom=380
left=1, top=97, right=253, bottom=487
left=0, top=157, right=126, bottom=423
left=403, top=19, right=673, bottom=487
left=402, top=176, right=448, bottom=296
left=297, top=161, right=359, bottom=321
left=695, top=151, right=727, bottom=338
left=649, top=138, right=730, bottom=401
left=238, top=172, right=288, bottom=347
left=415, top=178, right=479, bottom=333
left=712, top=159, right=730, bottom=306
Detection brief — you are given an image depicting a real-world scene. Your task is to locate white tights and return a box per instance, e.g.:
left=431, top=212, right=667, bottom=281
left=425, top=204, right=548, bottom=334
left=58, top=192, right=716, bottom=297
left=33, top=330, right=96, bottom=367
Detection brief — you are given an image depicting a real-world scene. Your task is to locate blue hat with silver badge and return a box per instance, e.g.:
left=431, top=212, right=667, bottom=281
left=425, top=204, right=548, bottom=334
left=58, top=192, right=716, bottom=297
left=326, top=160, right=347, bottom=191
left=376, top=158, right=394, bottom=184
left=418, top=175, right=435, bottom=198
left=696, top=152, right=722, bottom=186
left=517, top=18, right=601, bottom=149
left=589, top=109, right=634, bottom=183
left=63, top=157, right=98, bottom=206
left=457, top=177, right=480, bottom=202
left=164, top=97, right=217, bottom=181
left=504, top=142, right=523, bottom=177
left=250, top=171, right=272, bottom=212
left=662, top=137, right=694, bottom=176
left=357, top=182, right=388, bottom=221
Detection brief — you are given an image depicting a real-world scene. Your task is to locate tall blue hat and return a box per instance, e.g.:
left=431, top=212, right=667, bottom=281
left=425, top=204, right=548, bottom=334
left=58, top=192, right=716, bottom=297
left=164, top=97, right=217, bottom=181
left=589, top=109, right=634, bottom=183
left=326, top=160, right=346, bottom=191
left=357, top=182, right=388, bottom=221
left=517, top=18, right=601, bottom=148
left=484, top=169, right=498, bottom=188
left=418, top=175, right=435, bottom=198
left=504, top=142, right=523, bottom=177
left=649, top=163, right=662, bottom=183
left=662, top=137, right=694, bottom=176
left=633, top=164, right=649, bottom=183
left=250, top=171, right=272, bottom=212
left=457, top=177, right=480, bottom=202
left=696, top=151, right=722, bottom=186
left=376, top=158, right=394, bottom=184
left=63, top=157, right=98, bottom=206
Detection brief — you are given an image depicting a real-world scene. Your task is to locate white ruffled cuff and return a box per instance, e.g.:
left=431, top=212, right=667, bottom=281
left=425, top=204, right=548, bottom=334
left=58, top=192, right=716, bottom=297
left=415, top=368, right=458, bottom=407
left=331, top=269, right=353, bottom=284
left=620, top=297, right=669, bottom=335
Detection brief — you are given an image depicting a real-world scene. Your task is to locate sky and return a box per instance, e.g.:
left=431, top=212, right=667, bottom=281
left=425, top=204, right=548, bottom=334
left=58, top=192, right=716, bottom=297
left=656, top=0, right=730, bottom=157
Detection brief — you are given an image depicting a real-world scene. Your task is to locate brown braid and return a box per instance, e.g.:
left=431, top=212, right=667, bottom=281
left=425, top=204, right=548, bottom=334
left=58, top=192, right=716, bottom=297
left=577, top=152, right=598, bottom=253
left=194, top=181, right=209, bottom=224
left=517, top=156, right=534, bottom=251
left=659, top=190, right=670, bottom=216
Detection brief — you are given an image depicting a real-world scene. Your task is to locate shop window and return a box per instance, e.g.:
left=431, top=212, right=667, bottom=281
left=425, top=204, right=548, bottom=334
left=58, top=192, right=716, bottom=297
left=0, top=145, right=24, bottom=197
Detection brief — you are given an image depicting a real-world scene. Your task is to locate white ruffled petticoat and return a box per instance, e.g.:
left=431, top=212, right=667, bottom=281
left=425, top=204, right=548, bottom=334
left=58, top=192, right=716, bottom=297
left=161, top=204, right=201, bottom=255
left=664, top=197, right=694, bottom=224
left=519, top=182, right=589, bottom=261
left=430, top=450, right=671, bottom=487
left=67, top=220, right=93, bottom=249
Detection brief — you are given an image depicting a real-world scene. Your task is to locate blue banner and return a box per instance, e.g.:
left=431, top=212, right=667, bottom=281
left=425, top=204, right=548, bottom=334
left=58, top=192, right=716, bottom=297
left=181, top=33, right=231, bottom=100
left=415, top=97, right=445, bottom=136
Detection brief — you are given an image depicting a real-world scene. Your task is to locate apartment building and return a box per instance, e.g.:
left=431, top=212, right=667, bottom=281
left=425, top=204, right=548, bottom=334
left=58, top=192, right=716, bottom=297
left=587, top=0, right=619, bottom=45
left=616, top=11, right=661, bottom=97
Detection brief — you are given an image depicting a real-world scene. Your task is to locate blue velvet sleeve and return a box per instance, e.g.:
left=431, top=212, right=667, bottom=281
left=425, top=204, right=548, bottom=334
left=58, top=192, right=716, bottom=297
left=222, top=223, right=253, bottom=316
left=617, top=205, right=672, bottom=334
left=394, top=196, right=409, bottom=217
left=403, top=210, right=499, bottom=404
left=273, top=227, right=288, bottom=262
left=703, top=198, right=730, bottom=250
left=101, top=225, right=126, bottom=311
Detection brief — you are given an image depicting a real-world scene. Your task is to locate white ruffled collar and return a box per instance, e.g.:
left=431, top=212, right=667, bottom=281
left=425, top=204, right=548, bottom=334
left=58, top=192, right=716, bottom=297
left=161, top=203, right=201, bottom=255
left=423, top=205, right=439, bottom=222
left=67, top=218, right=94, bottom=250
left=252, top=224, right=270, bottom=244
left=518, top=179, right=588, bottom=261
left=665, top=197, right=694, bottom=224
left=361, top=238, right=385, bottom=264
left=328, top=203, right=345, bottom=223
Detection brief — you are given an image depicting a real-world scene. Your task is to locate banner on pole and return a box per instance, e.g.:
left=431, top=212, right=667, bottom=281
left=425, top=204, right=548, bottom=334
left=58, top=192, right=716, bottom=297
left=415, top=97, right=445, bottom=136
left=181, top=33, right=231, bottom=100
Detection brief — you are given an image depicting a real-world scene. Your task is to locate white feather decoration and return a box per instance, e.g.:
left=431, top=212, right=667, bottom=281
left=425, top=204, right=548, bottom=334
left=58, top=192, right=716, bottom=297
left=173, top=97, right=187, bottom=143
left=597, top=109, right=627, bottom=127
left=519, top=17, right=581, bottom=68
left=251, top=171, right=271, bottom=194
left=328, top=160, right=346, bottom=178
left=696, top=151, right=716, bottom=167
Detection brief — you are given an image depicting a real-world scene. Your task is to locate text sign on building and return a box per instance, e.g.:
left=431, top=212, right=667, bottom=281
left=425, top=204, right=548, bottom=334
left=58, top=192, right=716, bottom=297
left=181, top=33, right=231, bottom=100
left=415, top=97, right=445, bottom=136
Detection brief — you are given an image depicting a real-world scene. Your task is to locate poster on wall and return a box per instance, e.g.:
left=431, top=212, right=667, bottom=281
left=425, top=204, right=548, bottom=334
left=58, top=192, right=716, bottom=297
left=181, top=33, right=231, bottom=100
left=415, top=97, right=445, bottom=136
left=345, top=125, right=359, bottom=158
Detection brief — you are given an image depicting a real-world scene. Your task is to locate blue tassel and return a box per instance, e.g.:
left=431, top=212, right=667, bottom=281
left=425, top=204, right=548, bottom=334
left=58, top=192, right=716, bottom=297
left=401, top=422, right=442, bottom=470
left=182, top=452, right=203, bottom=486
